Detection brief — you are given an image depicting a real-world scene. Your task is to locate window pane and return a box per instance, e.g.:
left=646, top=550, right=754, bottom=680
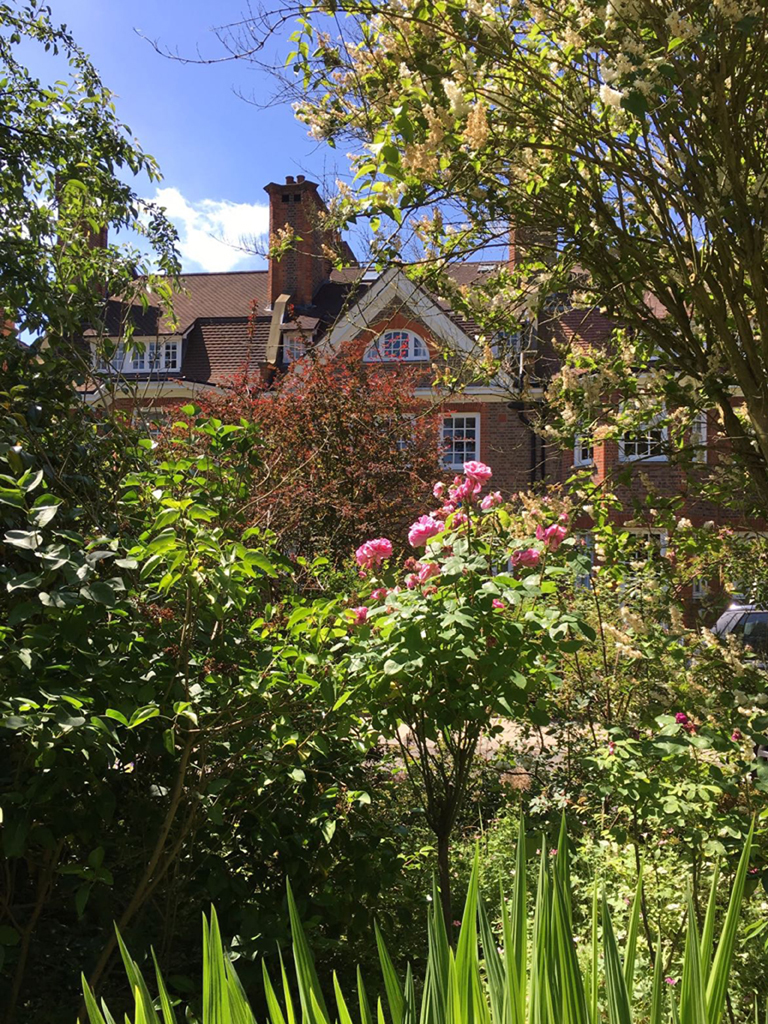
left=442, top=415, right=478, bottom=466
left=382, top=331, right=409, bottom=359
left=164, top=343, right=178, bottom=370
left=412, top=335, right=428, bottom=359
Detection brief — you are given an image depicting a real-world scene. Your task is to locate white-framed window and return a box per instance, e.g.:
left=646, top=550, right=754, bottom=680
left=691, top=410, right=708, bottom=464
left=363, top=330, right=429, bottom=362
left=93, top=340, right=180, bottom=375
left=283, top=335, right=307, bottom=363
left=442, top=413, right=479, bottom=469
left=574, top=434, right=594, bottom=467
left=621, top=528, right=668, bottom=566
left=692, top=577, right=708, bottom=601
left=619, top=419, right=668, bottom=462
left=163, top=341, right=179, bottom=371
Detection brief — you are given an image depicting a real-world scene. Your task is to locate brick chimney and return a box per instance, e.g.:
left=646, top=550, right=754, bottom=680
left=509, top=225, right=556, bottom=271
left=264, top=175, right=334, bottom=309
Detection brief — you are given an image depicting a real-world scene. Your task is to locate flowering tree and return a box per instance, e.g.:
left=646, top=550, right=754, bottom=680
left=219, top=1, right=768, bottom=507
left=342, top=462, right=591, bottom=923
left=198, top=353, right=445, bottom=564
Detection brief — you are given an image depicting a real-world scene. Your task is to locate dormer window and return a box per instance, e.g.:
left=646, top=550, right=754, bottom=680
left=283, top=334, right=307, bottom=363
left=363, top=330, right=429, bottom=362
left=93, top=339, right=181, bottom=375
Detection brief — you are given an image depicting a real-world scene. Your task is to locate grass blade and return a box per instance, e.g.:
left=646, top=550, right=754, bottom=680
left=376, top=920, right=405, bottom=1024
left=601, top=896, right=632, bottom=1024
left=151, top=948, right=178, bottom=1024
left=552, top=869, right=589, bottom=1024
left=589, top=877, right=599, bottom=1024
left=264, top=962, right=289, bottom=1024
left=680, top=894, right=707, bottom=1024
left=706, top=821, right=754, bottom=1024
left=623, top=868, right=643, bottom=1007
left=650, top=944, right=664, bottom=1024
left=287, top=881, right=330, bottom=1024
left=699, top=860, right=721, bottom=987
left=358, top=966, right=374, bottom=1024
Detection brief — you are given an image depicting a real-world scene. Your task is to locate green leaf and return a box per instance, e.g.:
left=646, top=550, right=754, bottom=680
left=32, top=504, right=60, bottom=527
left=0, top=926, right=20, bottom=946
left=5, top=529, right=43, bottom=550
left=127, top=706, right=160, bottom=729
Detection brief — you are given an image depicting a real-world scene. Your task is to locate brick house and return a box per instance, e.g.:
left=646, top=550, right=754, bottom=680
left=84, top=173, right=755, bottom=588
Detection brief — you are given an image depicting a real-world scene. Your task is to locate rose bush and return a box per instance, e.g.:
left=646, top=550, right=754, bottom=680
left=339, top=461, right=594, bottom=922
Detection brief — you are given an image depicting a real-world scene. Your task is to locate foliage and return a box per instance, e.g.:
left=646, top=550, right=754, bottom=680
left=0, top=349, right=381, bottom=1022
left=337, top=466, right=593, bottom=922
left=83, top=822, right=756, bottom=1024
left=196, top=353, right=444, bottom=566
left=0, top=0, right=179, bottom=341
left=226, top=0, right=768, bottom=506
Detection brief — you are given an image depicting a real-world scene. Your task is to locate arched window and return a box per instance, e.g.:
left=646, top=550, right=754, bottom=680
left=363, top=330, right=429, bottom=362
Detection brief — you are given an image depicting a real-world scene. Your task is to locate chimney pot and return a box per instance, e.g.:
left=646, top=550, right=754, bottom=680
left=297, top=174, right=305, bottom=183
left=285, top=175, right=295, bottom=184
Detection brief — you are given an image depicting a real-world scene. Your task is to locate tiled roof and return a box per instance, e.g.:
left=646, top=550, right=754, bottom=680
left=93, top=270, right=269, bottom=337
left=182, top=316, right=270, bottom=385
left=90, top=259, right=615, bottom=390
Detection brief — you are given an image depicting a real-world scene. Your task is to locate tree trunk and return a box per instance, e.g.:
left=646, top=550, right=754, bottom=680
left=436, top=830, right=452, bottom=933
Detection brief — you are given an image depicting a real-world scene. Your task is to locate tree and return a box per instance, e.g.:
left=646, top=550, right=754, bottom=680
left=220, top=0, right=768, bottom=507
left=0, top=1, right=179, bottom=342
left=198, top=353, right=445, bottom=565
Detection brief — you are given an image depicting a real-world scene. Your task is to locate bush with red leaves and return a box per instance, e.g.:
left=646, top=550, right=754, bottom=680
left=198, top=353, right=444, bottom=564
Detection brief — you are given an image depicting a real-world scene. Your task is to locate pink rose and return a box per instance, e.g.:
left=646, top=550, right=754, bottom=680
left=433, top=481, right=445, bottom=499
left=355, top=537, right=393, bottom=569
left=406, top=574, right=419, bottom=590
left=536, top=523, right=568, bottom=552
left=481, top=491, right=502, bottom=510
left=731, top=729, right=742, bottom=741
left=451, top=477, right=481, bottom=503
left=417, top=561, right=441, bottom=584
left=452, top=511, right=468, bottom=527
left=492, top=598, right=506, bottom=610
left=559, top=512, right=570, bottom=524
left=408, top=515, right=445, bottom=548
left=511, top=547, right=541, bottom=568
left=370, top=588, right=389, bottom=601
left=352, top=606, right=369, bottom=625
left=463, top=460, right=493, bottom=484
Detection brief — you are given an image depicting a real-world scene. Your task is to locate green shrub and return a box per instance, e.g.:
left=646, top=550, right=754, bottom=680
left=82, top=820, right=755, bottom=1024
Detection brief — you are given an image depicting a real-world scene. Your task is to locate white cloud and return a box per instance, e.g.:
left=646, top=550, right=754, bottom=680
left=151, top=187, right=269, bottom=273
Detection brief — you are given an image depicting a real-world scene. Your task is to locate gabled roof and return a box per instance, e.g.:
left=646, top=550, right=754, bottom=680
left=93, top=270, right=270, bottom=338
left=320, top=266, right=480, bottom=361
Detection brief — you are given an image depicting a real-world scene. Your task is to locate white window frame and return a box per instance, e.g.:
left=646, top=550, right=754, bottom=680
left=283, top=334, right=307, bottom=364
left=363, top=330, right=429, bottom=363
left=691, top=410, right=708, bottom=464
left=618, top=413, right=668, bottom=463
left=163, top=341, right=178, bottom=371
left=573, top=434, right=594, bottom=467
left=692, top=577, right=708, bottom=601
left=622, top=528, right=668, bottom=562
left=93, top=340, right=180, bottom=375
left=441, top=413, right=480, bottom=470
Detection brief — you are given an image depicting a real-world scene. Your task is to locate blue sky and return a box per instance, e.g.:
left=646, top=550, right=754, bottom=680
left=38, top=0, right=348, bottom=272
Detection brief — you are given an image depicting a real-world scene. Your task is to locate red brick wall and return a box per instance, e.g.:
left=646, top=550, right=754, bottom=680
left=264, top=176, right=333, bottom=309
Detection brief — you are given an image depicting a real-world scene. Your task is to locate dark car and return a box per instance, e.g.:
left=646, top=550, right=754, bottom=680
left=712, top=603, right=768, bottom=656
